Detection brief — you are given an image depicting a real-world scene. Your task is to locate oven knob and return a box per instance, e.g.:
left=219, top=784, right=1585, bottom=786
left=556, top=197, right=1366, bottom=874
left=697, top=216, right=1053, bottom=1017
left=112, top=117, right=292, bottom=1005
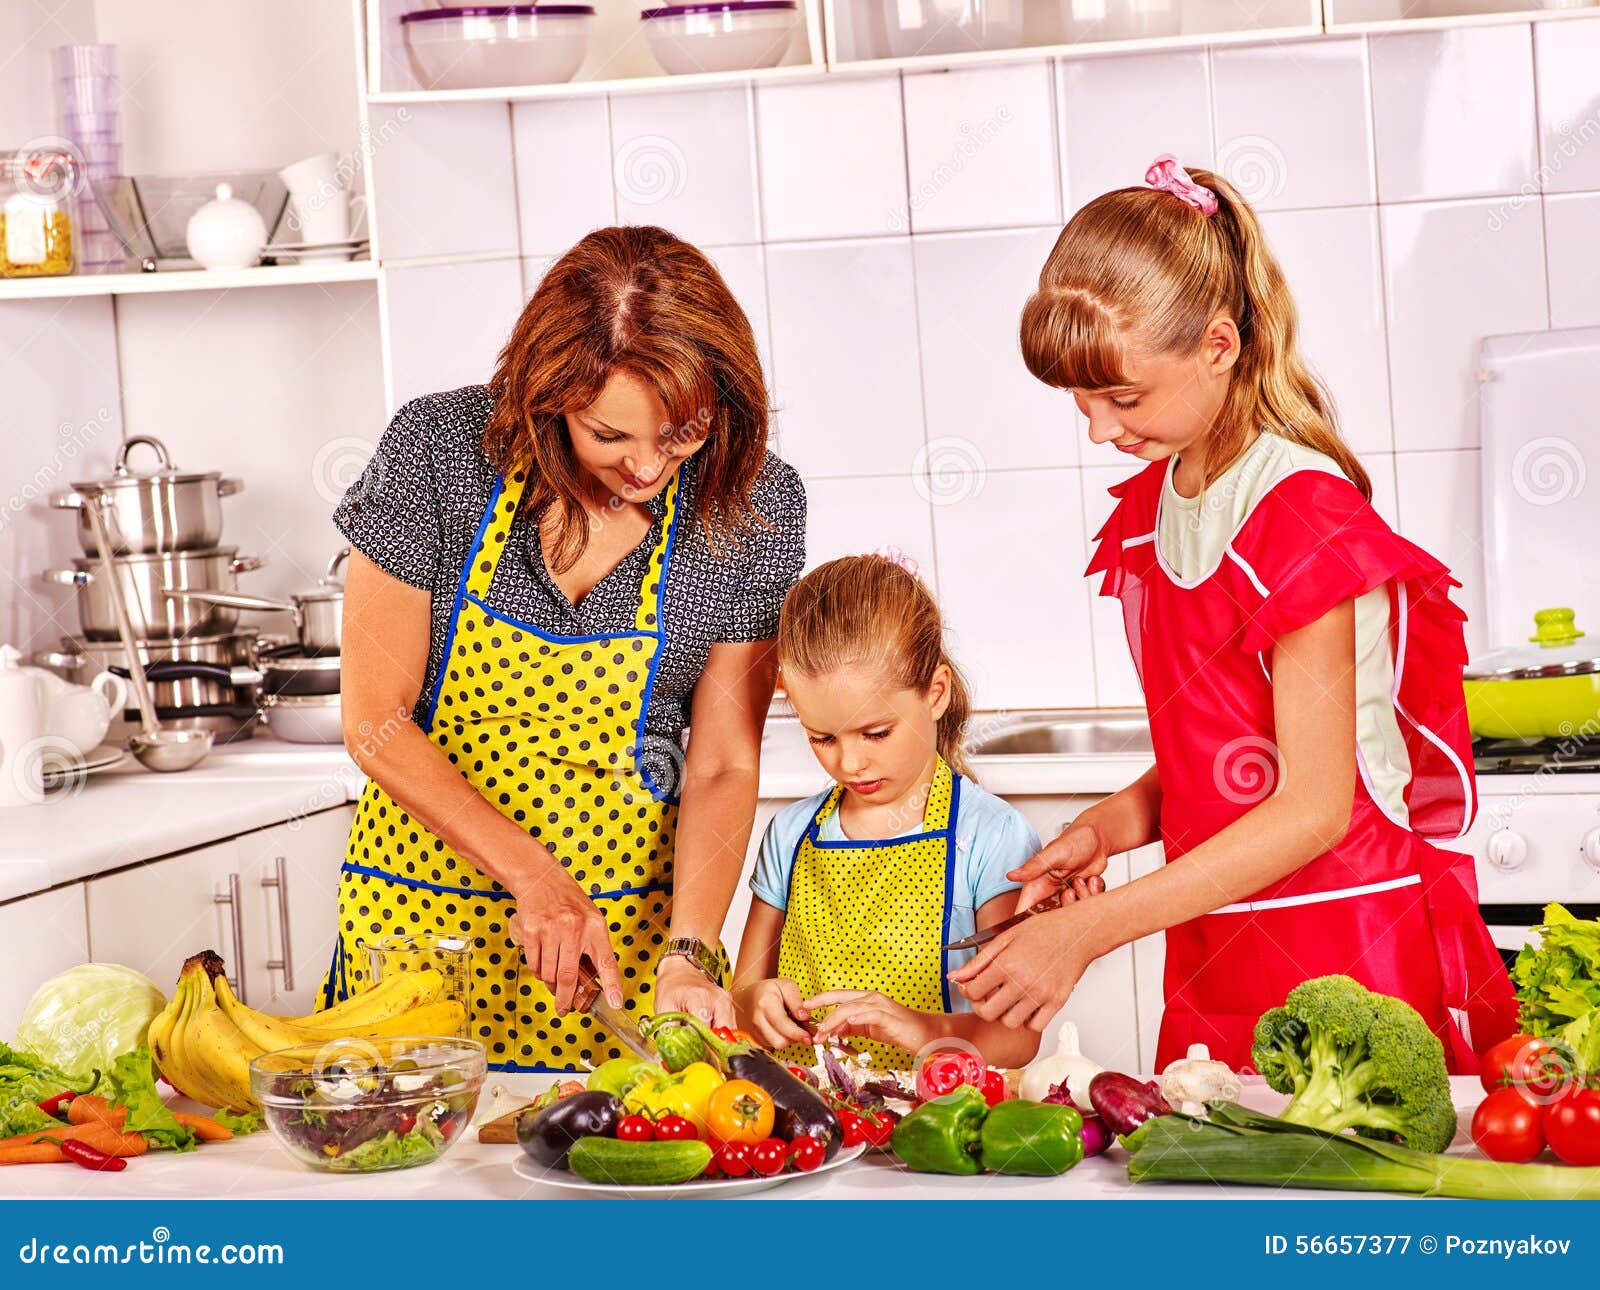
left=1486, top=829, right=1528, bottom=872
left=1583, top=828, right=1600, bottom=871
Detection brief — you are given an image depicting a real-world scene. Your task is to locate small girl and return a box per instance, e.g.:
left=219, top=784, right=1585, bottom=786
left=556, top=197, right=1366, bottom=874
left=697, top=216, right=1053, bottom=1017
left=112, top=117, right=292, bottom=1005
left=733, top=551, right=1044, bottom=1071
left=949, top=156, right=1516, bottom=1074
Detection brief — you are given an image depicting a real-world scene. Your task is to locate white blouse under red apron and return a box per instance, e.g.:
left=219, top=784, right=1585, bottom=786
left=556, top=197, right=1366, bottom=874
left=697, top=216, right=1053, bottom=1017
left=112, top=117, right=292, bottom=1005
left=1087, top=433, right=1516, bottom=1074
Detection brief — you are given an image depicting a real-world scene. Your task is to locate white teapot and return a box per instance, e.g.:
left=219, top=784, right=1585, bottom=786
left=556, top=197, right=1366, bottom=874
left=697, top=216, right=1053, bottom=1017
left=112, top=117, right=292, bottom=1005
left=0, top=644, right=127, bottom=757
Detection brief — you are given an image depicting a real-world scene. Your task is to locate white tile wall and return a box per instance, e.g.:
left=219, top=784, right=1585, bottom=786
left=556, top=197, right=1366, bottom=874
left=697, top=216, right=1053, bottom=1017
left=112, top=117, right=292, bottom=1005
left=511, top=98, right=616, bottom=257
left=1533, top=19, right=1600, bottom=195
left=1543, top=193, right=1600, bottom=330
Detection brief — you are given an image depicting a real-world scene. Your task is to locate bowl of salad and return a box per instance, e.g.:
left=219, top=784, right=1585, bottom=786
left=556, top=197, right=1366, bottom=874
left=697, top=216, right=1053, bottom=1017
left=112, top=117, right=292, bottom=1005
left=249, top=1036, right=486, bottom=1173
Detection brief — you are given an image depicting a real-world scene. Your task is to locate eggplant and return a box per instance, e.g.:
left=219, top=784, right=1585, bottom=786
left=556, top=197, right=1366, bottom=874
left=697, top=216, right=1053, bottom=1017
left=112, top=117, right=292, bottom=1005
left=644, top=1013, right=844, bottom=1160
left=517, top=1091, right=622, bottom=1169
left=1088, top=1071, right=1171, bottom=1136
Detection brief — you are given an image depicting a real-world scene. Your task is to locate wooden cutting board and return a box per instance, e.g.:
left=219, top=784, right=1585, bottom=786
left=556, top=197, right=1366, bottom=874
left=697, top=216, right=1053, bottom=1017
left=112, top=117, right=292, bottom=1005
left=477, top=1104, right=534, bottom=1144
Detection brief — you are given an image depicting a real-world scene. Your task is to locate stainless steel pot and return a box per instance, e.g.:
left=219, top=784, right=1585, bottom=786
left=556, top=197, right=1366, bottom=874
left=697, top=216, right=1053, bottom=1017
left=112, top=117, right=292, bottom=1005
left=259, top=645, right=341, bottom=697
left=42, top=547, right=264, bottom=640
left=262, top=692, right=343, bottom=744
left=52, top=435, right=244, bottom=556
left=164, top=547, right=346, bottom=656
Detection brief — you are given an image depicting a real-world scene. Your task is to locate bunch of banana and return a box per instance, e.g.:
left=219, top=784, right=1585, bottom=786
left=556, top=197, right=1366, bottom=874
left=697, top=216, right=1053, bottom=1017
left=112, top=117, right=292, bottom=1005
left=148, top=950, right=468, bottom=1111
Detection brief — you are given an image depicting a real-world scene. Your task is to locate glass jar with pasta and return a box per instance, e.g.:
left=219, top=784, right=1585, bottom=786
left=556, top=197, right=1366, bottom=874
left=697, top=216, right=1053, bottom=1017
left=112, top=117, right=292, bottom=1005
left=1, top=149, right=78, bottom=278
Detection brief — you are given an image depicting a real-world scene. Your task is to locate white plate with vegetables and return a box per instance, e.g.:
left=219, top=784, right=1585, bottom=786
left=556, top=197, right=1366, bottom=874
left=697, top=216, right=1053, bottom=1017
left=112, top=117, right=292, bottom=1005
left=514, top=1140, right=866, bottom=1197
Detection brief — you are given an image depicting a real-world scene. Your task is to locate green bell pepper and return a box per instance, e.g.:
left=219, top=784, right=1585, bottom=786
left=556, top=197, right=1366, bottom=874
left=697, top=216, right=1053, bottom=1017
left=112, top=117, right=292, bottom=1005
left=586, top=1057, right=655, bottom=1099
left=891, top=1084, right=987, bottom=1175
left=979, top=1099, right=1085, bottom=1176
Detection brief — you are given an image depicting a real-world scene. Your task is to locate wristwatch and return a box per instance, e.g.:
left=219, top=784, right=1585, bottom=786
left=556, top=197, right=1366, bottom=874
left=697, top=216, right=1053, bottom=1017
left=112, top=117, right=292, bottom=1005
left=659, top=936, right=728, bottom=984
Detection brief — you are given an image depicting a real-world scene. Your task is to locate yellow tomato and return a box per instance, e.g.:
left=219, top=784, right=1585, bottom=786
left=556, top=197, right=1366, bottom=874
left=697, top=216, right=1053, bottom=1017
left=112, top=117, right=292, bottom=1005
left=705, top=1079, right=776, bottom=1144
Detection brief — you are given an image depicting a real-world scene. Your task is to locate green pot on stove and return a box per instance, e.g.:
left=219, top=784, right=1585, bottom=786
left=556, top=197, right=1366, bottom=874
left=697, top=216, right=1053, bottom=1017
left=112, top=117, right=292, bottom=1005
left=1464, top=608, right=1600, bottom=741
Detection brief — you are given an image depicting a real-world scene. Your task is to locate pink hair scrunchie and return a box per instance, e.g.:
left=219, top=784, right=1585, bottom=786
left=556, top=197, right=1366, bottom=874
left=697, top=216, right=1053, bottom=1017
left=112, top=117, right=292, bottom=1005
left=870, top=544, right=921, bottom=579
left=1144, top=154, right=1218, bottom=217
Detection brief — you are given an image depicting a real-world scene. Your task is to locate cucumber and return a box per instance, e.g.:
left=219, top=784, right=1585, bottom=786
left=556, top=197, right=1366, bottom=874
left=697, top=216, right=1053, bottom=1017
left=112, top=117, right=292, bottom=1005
left=567, top=1137, right=712, bottom=1186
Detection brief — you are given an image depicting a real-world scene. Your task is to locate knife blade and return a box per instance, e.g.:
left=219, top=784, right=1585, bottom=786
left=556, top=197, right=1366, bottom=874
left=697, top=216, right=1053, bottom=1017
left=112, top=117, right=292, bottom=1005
left=575, top=958, right=657, bottom=1062
left=941, top=891, right=1064, bottom=952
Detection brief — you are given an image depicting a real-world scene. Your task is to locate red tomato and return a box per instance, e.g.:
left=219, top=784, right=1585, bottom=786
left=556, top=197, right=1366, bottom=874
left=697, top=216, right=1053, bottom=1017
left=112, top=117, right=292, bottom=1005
left=713, top=1026, right=757, bottom=1045
left=862, top=1110, right=897, bottom=1149
left=616, top=1114, right=654, bottom=1143
left=654, top=1114, right=698, bottom=1142
left=979, top=1068, right=1009, bottom=1107
left=1544, top=1087, right=1600, bottom=1167
left=785, top=1063, right=815, bottom=1085
left=916, top=1049, right=985, bottom=1102
left=1478, top=1034, right=1557, bottom=1097
left=715, top=1140, right=752, bottom=1178
left=1471, top=1087, right=1545, bottom=1163
left=836, top=1109, right=866, bottom=1149
left=750, top=1137, right=788, bottom=1177
left=789, top=1135, right=825, bottom=1172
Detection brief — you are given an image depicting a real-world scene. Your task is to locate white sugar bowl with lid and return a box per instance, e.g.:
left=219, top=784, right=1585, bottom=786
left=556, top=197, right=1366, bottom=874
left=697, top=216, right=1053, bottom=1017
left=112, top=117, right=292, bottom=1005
left=185, top=182, right=269, bottom=270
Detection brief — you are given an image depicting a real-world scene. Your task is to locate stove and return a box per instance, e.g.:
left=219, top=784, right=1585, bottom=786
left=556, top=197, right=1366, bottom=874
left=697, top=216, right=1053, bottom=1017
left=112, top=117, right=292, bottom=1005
left=1474, top=737, right=1600, bottom=776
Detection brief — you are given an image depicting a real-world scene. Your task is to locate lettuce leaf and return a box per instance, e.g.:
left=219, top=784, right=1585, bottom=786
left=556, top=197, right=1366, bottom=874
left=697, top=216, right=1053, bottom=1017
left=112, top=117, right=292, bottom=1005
left=336, top=1119, right=445, bottom=1171
left=1512, top=903, right=1600, bottom=1062
left=0, top=1042, right=100, bottom=1136
left=101, top=1047, right=196, bottom=1152
left=215, top=1107, right=264, bottom=1136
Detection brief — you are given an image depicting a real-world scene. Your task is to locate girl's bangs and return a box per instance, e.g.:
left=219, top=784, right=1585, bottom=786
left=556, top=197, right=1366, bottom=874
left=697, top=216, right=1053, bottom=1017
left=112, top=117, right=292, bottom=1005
left=1021, top=287, right=1132, bottom=392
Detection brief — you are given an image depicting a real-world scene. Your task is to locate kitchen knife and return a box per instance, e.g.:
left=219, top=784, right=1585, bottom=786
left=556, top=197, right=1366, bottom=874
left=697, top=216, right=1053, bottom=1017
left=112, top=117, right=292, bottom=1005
left=575, top=958, right=658, bottom=1062
left=941, top=891, right=1064, bottom=952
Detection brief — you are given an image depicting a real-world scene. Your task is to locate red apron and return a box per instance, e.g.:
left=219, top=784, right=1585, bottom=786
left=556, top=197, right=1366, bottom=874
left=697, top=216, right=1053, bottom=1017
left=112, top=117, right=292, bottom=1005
left=1087, top=459, right=1517, bottom=1075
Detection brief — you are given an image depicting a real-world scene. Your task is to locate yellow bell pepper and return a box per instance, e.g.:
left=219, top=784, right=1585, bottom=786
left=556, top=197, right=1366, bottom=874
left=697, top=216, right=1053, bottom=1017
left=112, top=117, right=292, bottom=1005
left=624, top=1061, right=724, bottom=1133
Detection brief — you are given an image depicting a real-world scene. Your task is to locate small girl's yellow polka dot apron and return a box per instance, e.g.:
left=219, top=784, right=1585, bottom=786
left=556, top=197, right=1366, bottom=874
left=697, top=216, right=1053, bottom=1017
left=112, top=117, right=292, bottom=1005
left=776, top=757, right=962, bottom=1071
left=319, top=466, right=688, bottom=1073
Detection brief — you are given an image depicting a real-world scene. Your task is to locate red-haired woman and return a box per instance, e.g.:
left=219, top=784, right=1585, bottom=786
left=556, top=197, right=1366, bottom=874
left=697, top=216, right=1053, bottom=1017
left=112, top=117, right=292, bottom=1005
left=320, top=227, right=805, bottom=1074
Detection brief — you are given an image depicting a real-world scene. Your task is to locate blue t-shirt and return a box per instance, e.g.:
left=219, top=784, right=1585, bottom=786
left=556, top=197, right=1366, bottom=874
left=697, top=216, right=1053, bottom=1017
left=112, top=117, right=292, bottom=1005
left=749, top=778, right=1039, bottom=1010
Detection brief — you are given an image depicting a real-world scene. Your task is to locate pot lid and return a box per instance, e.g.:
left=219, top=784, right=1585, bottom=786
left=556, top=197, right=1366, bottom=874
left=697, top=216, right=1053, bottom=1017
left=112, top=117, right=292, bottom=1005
left=69, top=434, right=227, bottom=492
left=642, top=2, right=796, bottom=16
left=400, top=5, right=596, bottom=21
left=1464, top=608, right=1600, bottom=680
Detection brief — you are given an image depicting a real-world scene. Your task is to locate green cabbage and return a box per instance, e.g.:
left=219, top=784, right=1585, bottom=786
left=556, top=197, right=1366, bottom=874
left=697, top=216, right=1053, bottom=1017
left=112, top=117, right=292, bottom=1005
left=14, top=964, right=167, bottom=1080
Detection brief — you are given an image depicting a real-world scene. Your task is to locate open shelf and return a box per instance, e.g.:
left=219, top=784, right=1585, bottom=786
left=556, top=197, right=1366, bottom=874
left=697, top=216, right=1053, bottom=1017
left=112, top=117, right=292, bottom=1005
left=366, top=0, right=827, bottom=102
left=0, top=259, right=380, bottom=301
left=1323, top=0, right=1597, bottom=32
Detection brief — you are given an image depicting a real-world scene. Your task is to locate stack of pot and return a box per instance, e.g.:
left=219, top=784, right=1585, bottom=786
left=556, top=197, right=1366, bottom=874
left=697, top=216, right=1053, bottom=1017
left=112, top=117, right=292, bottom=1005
left=43, top=435, right=266, bottom=742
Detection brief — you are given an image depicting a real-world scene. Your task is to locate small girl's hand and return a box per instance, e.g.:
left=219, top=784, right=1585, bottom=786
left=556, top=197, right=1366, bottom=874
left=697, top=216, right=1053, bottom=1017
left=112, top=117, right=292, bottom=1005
left=804, top=990, right=929, bottom=1056
left=745, top=977, right=812, bottom=1049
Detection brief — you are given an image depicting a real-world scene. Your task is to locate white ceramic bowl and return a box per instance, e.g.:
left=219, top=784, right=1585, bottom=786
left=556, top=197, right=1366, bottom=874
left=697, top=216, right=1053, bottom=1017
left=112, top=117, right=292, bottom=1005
left=401, top=4, right=594, bottom=90
left=1060, top=0, right=1178, bottom=43
left=642, top=1, right=802, bottom=75
left=881, top=0, right=1025, bottom=58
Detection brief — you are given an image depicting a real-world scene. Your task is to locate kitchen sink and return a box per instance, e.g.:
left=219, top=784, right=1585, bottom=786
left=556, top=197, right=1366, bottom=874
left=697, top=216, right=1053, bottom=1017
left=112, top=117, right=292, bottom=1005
left=967, top=709, right=1151, bottom=759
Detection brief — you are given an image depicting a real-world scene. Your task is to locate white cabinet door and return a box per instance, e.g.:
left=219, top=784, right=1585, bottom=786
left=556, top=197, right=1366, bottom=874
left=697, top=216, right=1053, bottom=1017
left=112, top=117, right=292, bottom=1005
left=236, top=806, right=355, bottom=1016
left=86, top=839, right=256, bottom=1006
left=0, top=886, right=91, bottom=1034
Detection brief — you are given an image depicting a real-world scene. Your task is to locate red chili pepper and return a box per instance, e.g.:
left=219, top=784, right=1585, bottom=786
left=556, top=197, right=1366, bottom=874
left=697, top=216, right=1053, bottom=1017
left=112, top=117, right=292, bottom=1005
left=61, top=1139, right=126, bottom=1172
left=37, top=1091, right=77, bottom=1118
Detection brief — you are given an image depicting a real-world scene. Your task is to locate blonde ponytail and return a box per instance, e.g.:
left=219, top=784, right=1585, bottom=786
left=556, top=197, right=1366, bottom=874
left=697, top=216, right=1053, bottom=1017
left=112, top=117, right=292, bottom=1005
left=1021, top=163, right=1371, bottom=500
left=778, top=556, right=975, bottom=779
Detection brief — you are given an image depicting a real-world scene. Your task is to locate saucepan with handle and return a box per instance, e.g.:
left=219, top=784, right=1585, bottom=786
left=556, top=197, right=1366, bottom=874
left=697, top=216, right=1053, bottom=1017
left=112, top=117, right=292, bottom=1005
left=163, top=547, right=348, bottom=656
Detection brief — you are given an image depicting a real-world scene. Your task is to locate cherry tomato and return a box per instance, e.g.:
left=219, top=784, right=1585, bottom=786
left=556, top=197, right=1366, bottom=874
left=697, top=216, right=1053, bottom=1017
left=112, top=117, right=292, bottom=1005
left=861, top=1109, right=897, bottom=1149
left=750, top=1137, right=788, bottom=1177
left=713, top=1026, right=757, bottom=1045
left=616, top=1114, right=655, bottom=1143
left=786, top=1063, right=818, bottom=1087
left=715, top=1140, right=753, bottom=1178
left=653, top=1114, right=698, bottom=1142
left=837, top=1109, right=866, bottom=1149
left=916, top=1048, right=986, bottom=1102
left=1471, top=1087, right=1545, bottom=1163
left=979, top=1068, right=1009, bottom=1107
left=705, top=1079, right=776, bottom=1145
left=1544, top=1087, right=1600, bottom=1167
left=789, top=1134, right=825, bottom=1172
left=1478, top=1034, right=1558, bottom=1098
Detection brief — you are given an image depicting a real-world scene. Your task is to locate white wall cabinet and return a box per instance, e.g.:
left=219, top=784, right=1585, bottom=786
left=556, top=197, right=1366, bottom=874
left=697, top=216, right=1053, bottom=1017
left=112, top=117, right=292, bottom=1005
left=85, top=806, right=355, bottom=1015
left=0, top=886, right=91, bottom=1034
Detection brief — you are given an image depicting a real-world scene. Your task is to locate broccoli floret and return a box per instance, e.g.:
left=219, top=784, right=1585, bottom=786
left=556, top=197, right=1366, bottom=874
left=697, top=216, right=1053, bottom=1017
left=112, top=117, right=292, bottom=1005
left=1249, top=975, right=1456, bottom=1154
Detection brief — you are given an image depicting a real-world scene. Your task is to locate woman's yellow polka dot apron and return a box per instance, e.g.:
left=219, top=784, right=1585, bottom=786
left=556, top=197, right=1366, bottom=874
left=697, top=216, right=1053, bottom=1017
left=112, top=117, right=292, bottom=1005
left=776, top=758, right=961, bottom=1071
left=319, top=466, right=687, bottom=1073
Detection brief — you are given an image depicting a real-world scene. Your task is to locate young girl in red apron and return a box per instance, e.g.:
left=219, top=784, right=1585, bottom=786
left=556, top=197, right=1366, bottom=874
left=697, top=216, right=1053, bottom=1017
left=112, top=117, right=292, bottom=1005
left=952, top=156, right=1516, bottom=1074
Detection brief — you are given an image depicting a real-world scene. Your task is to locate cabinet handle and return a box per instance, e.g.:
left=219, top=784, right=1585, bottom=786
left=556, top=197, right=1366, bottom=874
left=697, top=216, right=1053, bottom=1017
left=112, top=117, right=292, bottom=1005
left=213, top=873, right=246, bottom=1006
left=260, top=856, right=295, bottom=991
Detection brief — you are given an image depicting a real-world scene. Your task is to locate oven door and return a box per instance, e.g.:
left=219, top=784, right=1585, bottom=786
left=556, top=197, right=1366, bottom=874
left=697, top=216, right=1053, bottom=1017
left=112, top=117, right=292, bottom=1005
left=1478, top=902, right=1600, bottom=972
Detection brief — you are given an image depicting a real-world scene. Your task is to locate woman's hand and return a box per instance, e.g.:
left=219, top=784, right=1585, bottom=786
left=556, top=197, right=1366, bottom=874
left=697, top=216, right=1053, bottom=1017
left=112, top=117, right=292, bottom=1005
left=655, top=955, right=737, bottom=1028
left=1009, top=819, right=1110, bottom=911
left=740, top=977, right=812, bottom=1049
left=947, top=900, right=1105, bottom=1032
left=507, top=860, right=624, bottom=1014
left=806, top=990, right=931, bottom=1056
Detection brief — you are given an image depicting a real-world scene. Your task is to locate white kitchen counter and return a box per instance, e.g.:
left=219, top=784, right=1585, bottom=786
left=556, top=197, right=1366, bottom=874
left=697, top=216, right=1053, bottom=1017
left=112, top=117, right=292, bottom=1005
left=0, top=718, right=1156, bottom=907
left=0, top=1076, right=1488, bottom=1201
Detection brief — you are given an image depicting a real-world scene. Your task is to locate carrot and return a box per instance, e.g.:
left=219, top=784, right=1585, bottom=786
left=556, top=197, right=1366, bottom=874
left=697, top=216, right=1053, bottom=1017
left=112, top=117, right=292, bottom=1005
left=66, top=1124, right=147, bottom=1158
left=0, top=1142, right=67, bottom=1165
left=0, top=1123, right=74, bottom=1147
left=172, top=1112, right=232, bottom=1142
left=67, top=1095, right=126, bottom=1130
